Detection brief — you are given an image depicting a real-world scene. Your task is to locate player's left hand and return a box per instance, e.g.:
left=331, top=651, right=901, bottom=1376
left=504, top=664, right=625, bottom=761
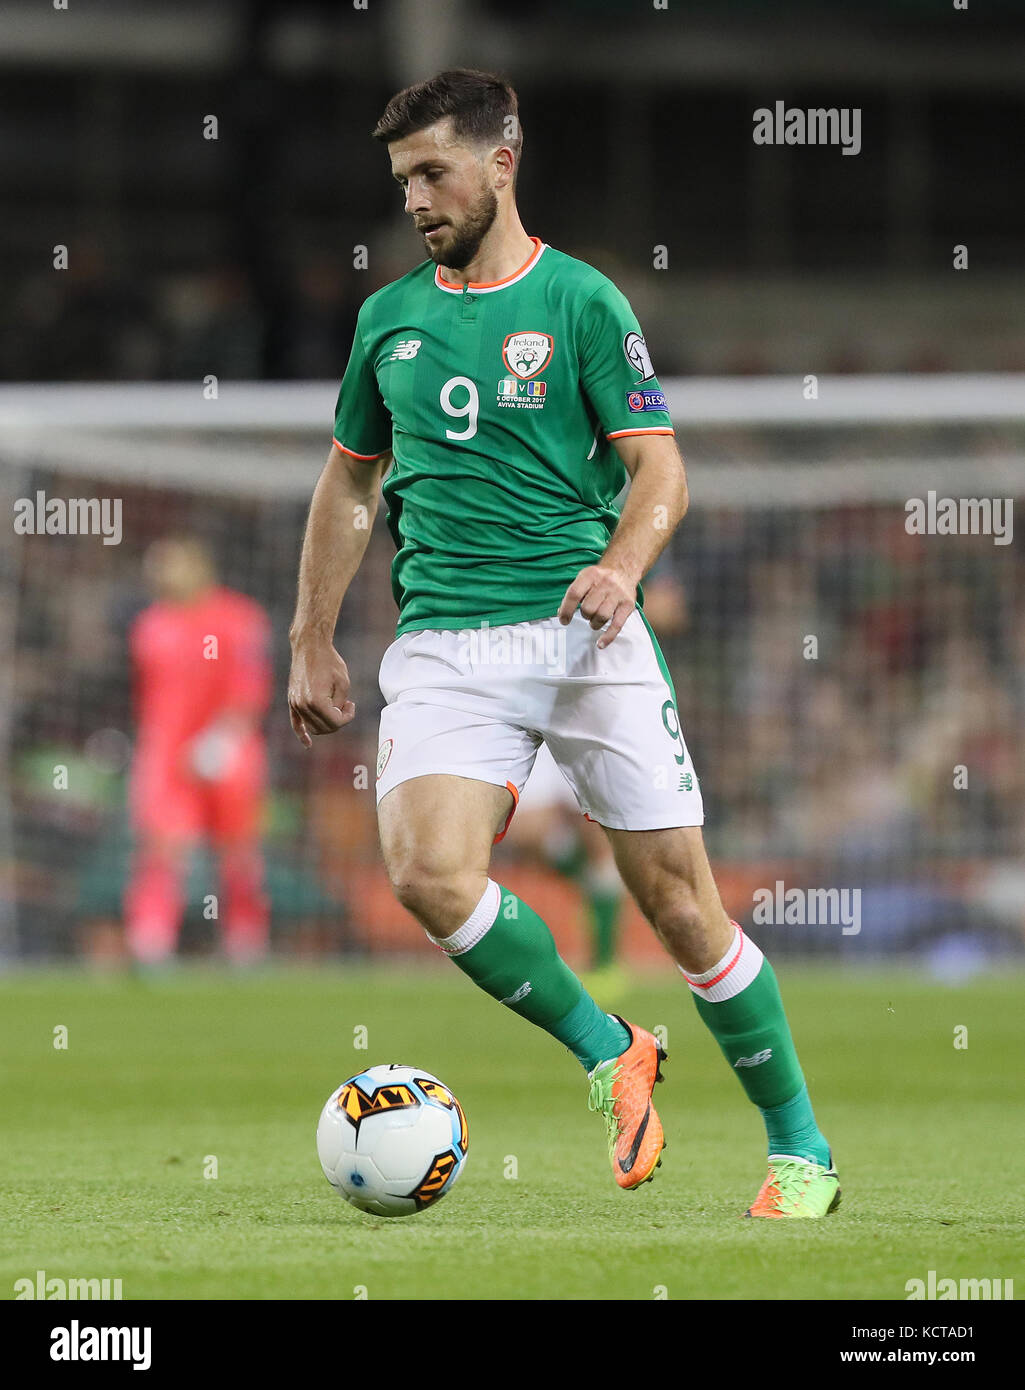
left=557, top=564, right=636, bottom=648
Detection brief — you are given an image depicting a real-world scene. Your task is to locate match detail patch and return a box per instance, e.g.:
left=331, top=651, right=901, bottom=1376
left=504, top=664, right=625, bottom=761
left=497, top=377, right=547, bottom=409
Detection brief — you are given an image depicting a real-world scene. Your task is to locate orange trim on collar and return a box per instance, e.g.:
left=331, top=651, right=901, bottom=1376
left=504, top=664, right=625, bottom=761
left=435, top=237, right=544, bottom=292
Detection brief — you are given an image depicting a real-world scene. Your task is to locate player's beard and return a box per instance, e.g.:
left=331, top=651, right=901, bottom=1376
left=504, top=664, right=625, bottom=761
left=425, top=183, right=499, bottom=271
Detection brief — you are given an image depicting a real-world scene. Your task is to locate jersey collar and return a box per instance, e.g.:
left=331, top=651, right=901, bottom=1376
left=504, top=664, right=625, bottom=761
left=434, top=237, right=546, bottom=294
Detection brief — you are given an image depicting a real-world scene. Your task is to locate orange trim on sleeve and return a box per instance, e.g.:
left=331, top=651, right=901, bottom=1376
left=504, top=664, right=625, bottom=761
left=333, top=438, right=390, bottom=460
left=606, top=427, right=676, bottom=440
left=492, top=780, right=520, bottom=844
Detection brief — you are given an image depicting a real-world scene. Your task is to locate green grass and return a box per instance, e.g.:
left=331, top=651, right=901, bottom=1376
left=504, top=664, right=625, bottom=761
left=1, top=963, right=1022, bottom=1300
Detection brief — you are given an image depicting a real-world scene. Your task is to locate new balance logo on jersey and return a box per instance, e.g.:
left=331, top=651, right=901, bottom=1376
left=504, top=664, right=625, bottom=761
left=734, top=1049, right=773, bottom=1068
left=389, top=339, right=422, bottom=361
left=501, top=981, right=532, bottom=1006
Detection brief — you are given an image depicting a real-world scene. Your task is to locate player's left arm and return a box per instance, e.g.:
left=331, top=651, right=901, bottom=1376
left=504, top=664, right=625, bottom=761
left=557, top=432, right=688, bottom=648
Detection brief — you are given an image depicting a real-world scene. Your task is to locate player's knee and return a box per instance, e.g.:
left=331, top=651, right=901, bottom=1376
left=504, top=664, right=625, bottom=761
left=644, top=883, right=705, bottom=948
left=388, top=861, right=486, bottom=936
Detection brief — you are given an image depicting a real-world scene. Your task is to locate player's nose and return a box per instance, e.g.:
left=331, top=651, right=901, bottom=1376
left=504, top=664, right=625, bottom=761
left=404, top=181, right=429, bottom=216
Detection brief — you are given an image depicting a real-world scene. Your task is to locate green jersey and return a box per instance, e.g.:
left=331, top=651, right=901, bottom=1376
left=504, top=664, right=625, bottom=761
left=332, top=237, right=675, bottom=635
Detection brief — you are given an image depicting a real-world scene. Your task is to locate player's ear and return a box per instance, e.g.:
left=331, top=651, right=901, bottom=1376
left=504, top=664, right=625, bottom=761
left=491, top=144, right=516, bottom=191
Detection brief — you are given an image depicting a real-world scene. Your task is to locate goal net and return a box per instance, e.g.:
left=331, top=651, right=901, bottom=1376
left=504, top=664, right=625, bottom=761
left=2, top=375, right=1022, bottom=965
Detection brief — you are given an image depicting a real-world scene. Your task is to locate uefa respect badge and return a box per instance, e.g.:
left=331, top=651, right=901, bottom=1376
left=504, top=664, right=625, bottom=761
left=626, top=389, right=668, bottom=413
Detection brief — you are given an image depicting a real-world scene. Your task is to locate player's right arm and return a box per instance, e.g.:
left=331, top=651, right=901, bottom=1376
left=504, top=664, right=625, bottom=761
left=290, top=306, right=393, bottom=747
left=287, top=444, right=391, bottom=747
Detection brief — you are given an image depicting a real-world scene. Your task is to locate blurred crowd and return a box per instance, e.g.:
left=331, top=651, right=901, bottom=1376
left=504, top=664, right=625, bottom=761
left=4, top=244, right=1018, bottom=383
left=0, top=248, right=363, bottom=383
left=7, top=439, right=1023, bottom=958
left=658, top=510, right=1024, bottom=870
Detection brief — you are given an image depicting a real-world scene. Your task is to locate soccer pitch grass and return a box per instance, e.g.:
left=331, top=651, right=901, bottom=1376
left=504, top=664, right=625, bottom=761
left=2, top=964, right=1022, bottom=1301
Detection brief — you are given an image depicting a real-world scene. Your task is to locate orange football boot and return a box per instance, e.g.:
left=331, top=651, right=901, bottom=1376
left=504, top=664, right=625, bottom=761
left=587, top=1015, right=667, bottom=1190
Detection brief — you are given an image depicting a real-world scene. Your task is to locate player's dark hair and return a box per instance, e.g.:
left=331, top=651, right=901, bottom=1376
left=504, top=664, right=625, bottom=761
left=372, top=68, right=523, bottom=170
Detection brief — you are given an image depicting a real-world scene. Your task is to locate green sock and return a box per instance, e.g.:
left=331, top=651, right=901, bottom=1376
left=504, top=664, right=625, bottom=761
left=691, top=954, right=830, bottom=1167
left=443, top=884, right=629, bottom=1072
left=587, top=886, right=621, bottom=970
left=761, top=1084, right=830, bottom=1167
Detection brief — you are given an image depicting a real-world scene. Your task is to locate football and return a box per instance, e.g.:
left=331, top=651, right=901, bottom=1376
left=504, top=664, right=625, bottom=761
left=316, top=1063, right=469, bottom=1218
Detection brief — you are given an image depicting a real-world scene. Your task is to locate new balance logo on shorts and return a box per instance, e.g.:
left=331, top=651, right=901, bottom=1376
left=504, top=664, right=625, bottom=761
left=501, top=981, right=533, bottom=1006
left=734, top=1048, right=773, bottom=1068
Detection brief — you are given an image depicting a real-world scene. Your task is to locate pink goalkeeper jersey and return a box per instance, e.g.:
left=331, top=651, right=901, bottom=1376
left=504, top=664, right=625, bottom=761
left=130, top=587, right=271, bottom=757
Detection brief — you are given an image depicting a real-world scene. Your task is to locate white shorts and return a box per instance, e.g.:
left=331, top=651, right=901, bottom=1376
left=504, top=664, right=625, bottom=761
left=375, top=609, right=704, bottom=834
left=516, top=739, right=580, bottom=814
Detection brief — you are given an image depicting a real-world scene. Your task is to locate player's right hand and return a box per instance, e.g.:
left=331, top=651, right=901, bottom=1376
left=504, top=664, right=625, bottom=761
left=287, top=642, right=356, bottom=747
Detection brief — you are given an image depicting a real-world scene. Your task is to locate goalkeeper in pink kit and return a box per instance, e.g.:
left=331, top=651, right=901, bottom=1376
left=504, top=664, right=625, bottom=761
left=124, top=538, right=272, bottom=965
